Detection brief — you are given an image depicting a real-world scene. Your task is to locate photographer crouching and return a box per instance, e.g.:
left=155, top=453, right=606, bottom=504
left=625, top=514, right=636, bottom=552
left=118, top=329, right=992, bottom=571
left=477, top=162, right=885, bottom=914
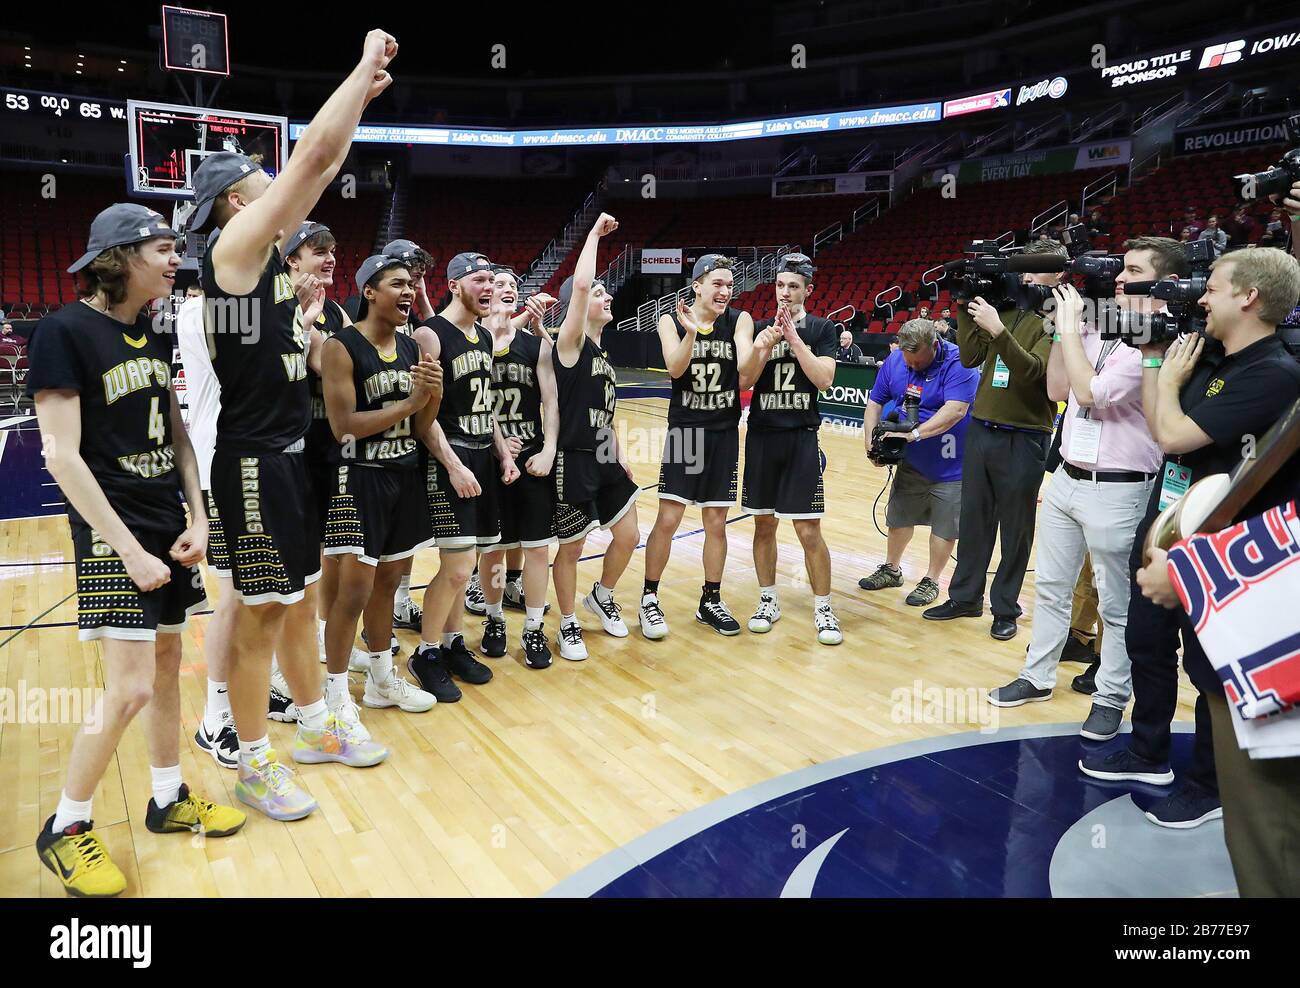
left=858, top=319, right=979, bottom=605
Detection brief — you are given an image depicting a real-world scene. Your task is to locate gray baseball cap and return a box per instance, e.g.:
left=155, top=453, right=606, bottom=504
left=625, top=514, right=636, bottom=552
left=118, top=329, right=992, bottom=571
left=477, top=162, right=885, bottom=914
left=383, top=239, right=426, bottom=263
left=447, top=251, right=493, bottom=281
left=692, top=253, right=733, bottom=281
left=557, top=274, right=607, bottom=310
left=355, top=254, right=409, bottom=293
left=188, top=151, right=263, bottom=231
left=776, top=251, right=815, bottom=281
left=284, top=221, right=332, bottom=259
left=68, top=204, right=180, bottom=273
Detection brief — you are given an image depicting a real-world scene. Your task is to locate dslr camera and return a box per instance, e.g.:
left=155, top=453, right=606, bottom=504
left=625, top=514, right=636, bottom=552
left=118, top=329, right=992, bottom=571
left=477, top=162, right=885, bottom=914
left=1233, top=113, right=1300, bottom=203
left=869, top=386, right=922, bottom=466
left=1099, top=239, right=1214, bottom=345
left=949, top=241, right=1063, bottom=311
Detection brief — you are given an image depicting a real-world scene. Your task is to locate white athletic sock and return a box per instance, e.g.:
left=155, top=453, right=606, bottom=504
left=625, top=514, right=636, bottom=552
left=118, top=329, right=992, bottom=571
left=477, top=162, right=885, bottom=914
left=560, top=612, right=578, bottom=629
left=52, top=792, right=94, bottom=833
left=525, top=605, right=545, bottom=629
left=420, top=639, right=440, bottom=653
left=150, top=764, right=183, bottom=808
left=325, top=672, right=349, bottom=708
left=397, top=575, right=412, bottom=602
left=271, top=654, right=281, bottom=678
left=486, top=600, right=504, bottom=619
left=204, top=680, right=231, bottom=731
left=239, top=735, right=272, bottom=767
left=440, top=632, right=459, bottom=647
left=760, top=585, right=778, bottom=600
left=594, top=582, right=614, bottom=602
left=814, top=594, right=832, bottom=610
left=298, top=697, right=329, bottom=731
left=369, top=650, right=393, bottom=684
left=318, top=617, right=327, bottom=636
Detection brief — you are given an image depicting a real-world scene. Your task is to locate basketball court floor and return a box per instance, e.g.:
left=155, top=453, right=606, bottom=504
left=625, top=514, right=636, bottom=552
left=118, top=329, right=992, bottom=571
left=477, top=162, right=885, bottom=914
left=0, top=390, right=1222, bottom=897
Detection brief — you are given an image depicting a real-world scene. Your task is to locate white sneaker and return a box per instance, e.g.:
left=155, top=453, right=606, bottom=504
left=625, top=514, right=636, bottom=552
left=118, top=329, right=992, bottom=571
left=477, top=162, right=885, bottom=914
left=748, top=593, right=781, bottom=633
left=271, top=666, right=293, bottom=700
left=815, top=604, right=843, bottom=646
left=557, top=622, right=588, bottom=661
left=464, top=572, right=487, bottom=615
left=582, top=584, right=628, bottom=637
left=348, top=647, right=371, bottom=673
left=328, top=692, right=372, bottom=742
left=363, top=671, right=435, bottom=713
left=639, top=594, right=669, bottom=640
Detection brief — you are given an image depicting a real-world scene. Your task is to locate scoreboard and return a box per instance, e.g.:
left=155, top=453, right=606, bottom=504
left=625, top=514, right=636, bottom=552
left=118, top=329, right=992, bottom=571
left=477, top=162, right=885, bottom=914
left=126, top=100, right=288, bottom=199
left=161, top=5, right=230, bottom=77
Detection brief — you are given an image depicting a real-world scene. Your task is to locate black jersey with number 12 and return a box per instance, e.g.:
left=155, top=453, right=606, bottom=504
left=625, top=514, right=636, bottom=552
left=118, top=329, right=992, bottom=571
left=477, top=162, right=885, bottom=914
left=748, top=313, right=838, bottom=430
left=554, top=335, right=617, bottom=452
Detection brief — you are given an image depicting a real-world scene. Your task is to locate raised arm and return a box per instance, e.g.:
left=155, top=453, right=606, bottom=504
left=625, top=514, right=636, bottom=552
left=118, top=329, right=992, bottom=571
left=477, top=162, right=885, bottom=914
left=558, top=213, right=617, bottom=363
left=210, top=29, right=397, bottom=293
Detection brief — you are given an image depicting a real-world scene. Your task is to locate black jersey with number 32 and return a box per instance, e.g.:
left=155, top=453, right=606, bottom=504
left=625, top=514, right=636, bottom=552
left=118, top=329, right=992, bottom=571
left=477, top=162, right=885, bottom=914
left=491, top=331, right=545, bottom=455
left=668, top=307, right=741, bottom=430
left=429, top=315, right=494, bottom=443
left=26, top=303, right=184, bottom=532
left=748, top=313, right=838, bottom=430
left=328, top=326, right=422, bottom=469
left=201, top=243, right=310, bottom=454
left=554, top=335, right=617, bottom=451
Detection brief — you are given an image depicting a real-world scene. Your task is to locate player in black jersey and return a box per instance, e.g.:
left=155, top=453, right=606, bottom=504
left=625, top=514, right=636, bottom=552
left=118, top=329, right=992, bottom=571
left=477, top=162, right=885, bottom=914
left=187, top=29, right=399, bottom=821
left=739, top=252, right=844, bottom=646
left=407, top=252, right=519, bottom=700
left=550, top=214, right=642, bottom=661
left=321, top=256, right=440, bottom=731
left=29, top=204, right=244, bottom=897
left=478, top=266, right=560, bottom=669
left=641, top=254, right=754, bottom=639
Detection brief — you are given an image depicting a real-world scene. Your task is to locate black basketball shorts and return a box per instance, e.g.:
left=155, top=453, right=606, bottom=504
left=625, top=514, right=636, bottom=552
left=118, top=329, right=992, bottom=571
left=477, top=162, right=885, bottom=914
left=552, top=448, right=641, bottom=544
left=203, top=489, right=230, bottom=575
left=496, top=448, right=557, bottom=551
left=210, top=447, right=322, bottom=606
left=323, top=463, right=434, bottom=566
left=741, top=426, right=826, bottom=519
left=72, top=521, right=208, bottom=641
left=426, top=443, right=502, bottom=551
left=657, top=426, right=738, bottom=507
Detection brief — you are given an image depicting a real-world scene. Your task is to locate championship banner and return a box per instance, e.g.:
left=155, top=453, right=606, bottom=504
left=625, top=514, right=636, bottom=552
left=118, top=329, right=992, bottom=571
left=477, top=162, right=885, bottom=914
left=1173, top=115, right=1290, bottom=156
left=640, top=249, right=683, bottom=274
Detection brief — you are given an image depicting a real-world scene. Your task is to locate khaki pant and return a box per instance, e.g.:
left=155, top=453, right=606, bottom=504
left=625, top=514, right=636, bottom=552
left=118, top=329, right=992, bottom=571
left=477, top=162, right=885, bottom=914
left=1070, top=554, right=1102, bottom=652
left=1206, top=691, right=1300, bottom=897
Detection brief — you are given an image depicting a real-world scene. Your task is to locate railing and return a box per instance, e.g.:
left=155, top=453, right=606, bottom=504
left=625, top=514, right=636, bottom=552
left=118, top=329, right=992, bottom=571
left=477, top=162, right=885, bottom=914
left=1029, top=199, right=1069, bottom=238
left=544, top=243, right=634, bottom=328
left=872, top=285, right=902, bottom=322
left=1129, top=149, right=1161, bottom=185
left=965, top=123, right=1013, bottom=159
left=847, top=142, right=880, bottom=172
left=1134, top=93, right=1183, bottom=132
left=920, top=263, right=948, bottom=298
left=852, top=197, right=882, bottom=232
left=813, top=221, right=844, bottom=256
left=993, top=230, right=1016, bottom=250
left=919, top=134, right=964, bottom=167
left=775, top=147, right=814, bottom=177
left=826, top=304, right=856, bottom=331
left=521, top=180, right=606, bottom=294
left=1177, top=82, right=1233, bottom=127
left=1080, top=171, right=1119, bottom=218
left=1016, top=114, right=1067, bottom=151
left=1070, top=102, right=1126, bottom=144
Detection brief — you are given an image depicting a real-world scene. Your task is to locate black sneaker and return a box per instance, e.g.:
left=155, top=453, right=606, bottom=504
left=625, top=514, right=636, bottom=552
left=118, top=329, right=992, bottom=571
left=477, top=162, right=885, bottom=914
left=481, top=615, right=507, bottom=658
left=1061, top=635, right=1097, bottom=664
left=695, top=597, right=741, bottom=636
left=1078, top=747, right=1174, bottom=785
left=194, top=716, right=238, bottom=769
left=408, top=644, right=462, bottom=703
left=1080, top=703, right=1122, bottom=741
left=1071, top=658, right=1100, bottom=696
left=1143, top=785, right=1223, bottom=829
left=443, top=636, right=494, bottom=685
left=267, top=686, right=298, bottom=723
left=522, top=625, right=552, bottom=669
left=987, top=677, right=1052, bottom=707
left=392, top=596, right=423, bottom=631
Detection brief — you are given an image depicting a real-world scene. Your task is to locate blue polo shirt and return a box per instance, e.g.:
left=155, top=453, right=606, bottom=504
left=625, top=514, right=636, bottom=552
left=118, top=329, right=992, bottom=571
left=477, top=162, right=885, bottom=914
left=868, top=340, right=978, bottom=483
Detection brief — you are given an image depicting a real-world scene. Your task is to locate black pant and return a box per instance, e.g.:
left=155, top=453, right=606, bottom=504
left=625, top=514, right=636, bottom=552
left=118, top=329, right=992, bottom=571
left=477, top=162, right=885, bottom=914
left=1125, top=513, right=1219, bottom=794
left=948, top=421, right=1049, bottom=619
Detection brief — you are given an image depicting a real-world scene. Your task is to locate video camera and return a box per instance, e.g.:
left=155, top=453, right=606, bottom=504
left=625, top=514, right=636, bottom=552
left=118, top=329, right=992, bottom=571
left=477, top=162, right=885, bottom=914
left=869, top=385, right=922, bottom=466
left=947, top=241, right=1067, bottom=310
left=1232, top=113, right=1300, bottom=203
left=1099, top=238, right=1215, bottom=345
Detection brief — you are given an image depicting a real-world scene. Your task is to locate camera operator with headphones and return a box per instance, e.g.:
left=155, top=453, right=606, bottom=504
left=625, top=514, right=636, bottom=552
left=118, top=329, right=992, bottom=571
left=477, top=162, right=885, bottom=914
left=923, top=238, right=1066, bottom=640
left=858, top=318, right=979, bottom=606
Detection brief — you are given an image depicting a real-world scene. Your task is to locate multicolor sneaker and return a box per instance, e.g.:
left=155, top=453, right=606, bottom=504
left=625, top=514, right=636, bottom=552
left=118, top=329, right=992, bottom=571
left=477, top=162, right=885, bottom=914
left=522, top=625, right=552, bottom=668
left=145, top=783, right=246, bottom=837
left=328, top=692, right=372, bottom=743
left=293, top=714, right=389, bottom=768
left=36, top=817, right=127, bottom=898
left=235, top=750, right=318, bottom=821
left=464, top=571, right=487, bottom=615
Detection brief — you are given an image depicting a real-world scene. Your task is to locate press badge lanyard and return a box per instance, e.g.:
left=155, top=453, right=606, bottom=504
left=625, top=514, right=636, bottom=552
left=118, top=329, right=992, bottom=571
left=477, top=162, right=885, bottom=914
left=1065, top=338, right=1120, bottom=466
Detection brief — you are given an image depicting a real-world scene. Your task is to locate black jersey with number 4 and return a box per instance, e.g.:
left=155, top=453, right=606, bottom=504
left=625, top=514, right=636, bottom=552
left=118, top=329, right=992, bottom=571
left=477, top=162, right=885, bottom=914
left=305, top=298, right=348, bottom=464
left=491, top=330, right=545, bottom=455
left=26, top=302, right=185, bottom=532
left=201, top=243, right=311, bottom=454
left=328, top=326, right=422, bottom=469
left=554, top=335, right=617, bottom=451
left=428, top=315, right=494, bottom=443
left=748, top=313, right=838, bottom=430
left=668, top=307, right=742, bottom=430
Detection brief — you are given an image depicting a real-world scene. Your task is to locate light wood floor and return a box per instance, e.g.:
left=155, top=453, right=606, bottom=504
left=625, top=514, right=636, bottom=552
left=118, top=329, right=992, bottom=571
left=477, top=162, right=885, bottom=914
left=0, top=399, right=1199, bottom=897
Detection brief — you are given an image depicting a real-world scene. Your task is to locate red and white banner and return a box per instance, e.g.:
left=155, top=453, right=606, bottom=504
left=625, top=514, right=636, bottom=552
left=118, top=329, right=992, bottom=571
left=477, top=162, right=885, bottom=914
left=942, top=89, right=1011, bottom=118
left=641, top=249, right=683, bottom=274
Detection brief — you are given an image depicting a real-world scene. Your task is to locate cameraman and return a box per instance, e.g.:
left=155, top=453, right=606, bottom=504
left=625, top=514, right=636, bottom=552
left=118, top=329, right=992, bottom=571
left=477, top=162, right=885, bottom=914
left=923, top=239, right=1065, bottom=639
left=858, top=319, right=979, bottom=606
left=988, top=243, right=1168, bottom=744
left=1081, top=247, right=1300, bottom=828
